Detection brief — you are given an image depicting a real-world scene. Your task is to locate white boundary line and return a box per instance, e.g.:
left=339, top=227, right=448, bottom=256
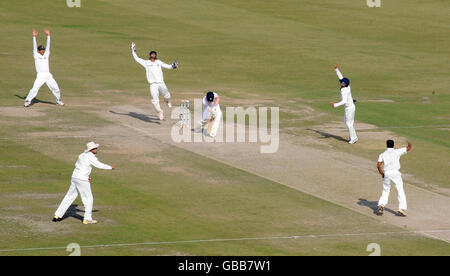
left=365, top=125, right=450, bottom=129
left=1, top=230, right=449, bottom=253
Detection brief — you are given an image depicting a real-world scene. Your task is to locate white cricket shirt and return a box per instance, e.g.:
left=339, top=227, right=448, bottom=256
left=334, top=69, right=355, bottom=108
left=378, top=147, right=407, bottom=172
left=72, top=151, right=112, bottom=181
left=33, top=36, right=51, bottom=74
left=132, top=50, right=173, bottom=84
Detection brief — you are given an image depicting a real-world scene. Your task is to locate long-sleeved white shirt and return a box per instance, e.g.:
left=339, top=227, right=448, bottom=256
left=334, top=68, right=354, bottom=108
left=33, top=36, right=51, bottom=74
left=132, top=50, right=173, bottom=84
left=71, top=151, right=112, bottom=181
left=202, top=92, right=221, bottom=119
left=378, top=147, right=407, bottom=172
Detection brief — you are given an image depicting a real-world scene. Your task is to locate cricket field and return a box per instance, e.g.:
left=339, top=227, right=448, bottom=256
left=0, top=0, right=449, bottom=256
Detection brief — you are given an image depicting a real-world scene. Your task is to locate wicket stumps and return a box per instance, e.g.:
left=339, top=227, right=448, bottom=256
left=179, top=100, right=190, bottom=127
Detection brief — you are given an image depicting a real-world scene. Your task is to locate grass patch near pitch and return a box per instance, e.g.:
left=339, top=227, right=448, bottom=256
left=1, top=138, right=449, bottom=256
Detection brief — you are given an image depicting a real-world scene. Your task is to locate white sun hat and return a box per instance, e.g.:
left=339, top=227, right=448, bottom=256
left=86, top=141, right=100, bottom=152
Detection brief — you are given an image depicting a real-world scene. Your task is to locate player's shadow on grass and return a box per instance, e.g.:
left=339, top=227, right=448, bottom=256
left=15, top=94, right=56, bottom=106
left=307, top=129, right=348, bottom=142
left=109, top=110, right=161, bottom=125
left=357, top=198, right=399, bottom=216
left=61, top=204, right=99, bottom=222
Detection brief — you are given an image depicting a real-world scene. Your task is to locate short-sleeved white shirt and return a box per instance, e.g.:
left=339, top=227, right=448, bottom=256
left=378, top=147, right=407, bottom=172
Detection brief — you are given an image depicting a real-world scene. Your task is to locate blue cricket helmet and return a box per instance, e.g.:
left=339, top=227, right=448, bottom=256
left=206, top=91, right=215, bottom=102
left=340, top=77, right=350, bottom=87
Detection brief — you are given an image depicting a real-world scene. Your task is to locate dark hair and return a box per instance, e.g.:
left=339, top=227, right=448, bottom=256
left=386, top=140, right=394, bottom=148
left=149, top=51, right=157, bottom=57
left=37, top=45, right=45, bottom=51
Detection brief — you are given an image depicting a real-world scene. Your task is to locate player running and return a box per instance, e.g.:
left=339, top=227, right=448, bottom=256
left=376, top=140, right=412, bottom=217
left=53, top=142, right=115, bottom=225
left=330, top=64, right=358, bottom=144
left=24, top=29, right=64, bottom=107
left=131, top=42, right=178, bottom=120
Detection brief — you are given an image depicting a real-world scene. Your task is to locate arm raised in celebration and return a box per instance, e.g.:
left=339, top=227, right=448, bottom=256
left=334, top=64, right=344, bottom=80
left=44, top=29, right=51, bottom=56
left=131, top=42, right=146, bottom=67
left=32, top=29, right=38, bottom=55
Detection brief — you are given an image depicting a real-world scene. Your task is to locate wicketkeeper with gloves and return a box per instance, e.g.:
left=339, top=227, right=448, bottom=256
left=131, top=42, right=178, bottom=120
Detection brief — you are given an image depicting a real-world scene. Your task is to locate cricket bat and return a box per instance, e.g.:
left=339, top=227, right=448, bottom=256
left=207, top=117, right=214, bottom=135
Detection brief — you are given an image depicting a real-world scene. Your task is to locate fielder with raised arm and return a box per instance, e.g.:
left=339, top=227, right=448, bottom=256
left=24, top=29, right=64, bottom=107
left=377, top=140, right=412, bottom=217
left=131, top=42, right=178, bottom=120
left=330, top=64, right=358, bottom=144
left=53, top=142, right=115, bottom=225
left=200, top=91, right=222, bottom=138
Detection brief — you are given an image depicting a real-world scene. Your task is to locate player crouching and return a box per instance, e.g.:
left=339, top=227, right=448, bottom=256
left=199, top=91, right=222, bottom=138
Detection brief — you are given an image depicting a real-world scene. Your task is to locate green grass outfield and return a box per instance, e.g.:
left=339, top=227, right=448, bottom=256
left=0, top=0, right=449, bottom=255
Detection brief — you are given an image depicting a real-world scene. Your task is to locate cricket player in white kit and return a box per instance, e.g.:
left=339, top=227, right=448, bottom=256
left=24, top=29, right=64, bottom=107
left=331, top=64, right=358, bottom=144
left=377, top=140, right=412, bottom=217
left=200, top=91, right=222, bottom=138
left=131, top=42, right=178, bottom=120
left=53, top=142, right=114, bottom=224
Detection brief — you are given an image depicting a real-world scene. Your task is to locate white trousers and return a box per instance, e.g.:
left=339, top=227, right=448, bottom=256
left=344, top=105, right=358, bottom=141
left=55, top=178, right=94, bottom=221
left=201, top=105, right=222, bottom=137
left=378, top=170, right=407, bottom=210
left=150, top=82, right=171, bottom=113
left=25, top=73, right=61, bottom=103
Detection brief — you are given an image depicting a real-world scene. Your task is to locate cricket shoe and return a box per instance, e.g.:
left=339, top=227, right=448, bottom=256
left=377, top=205, right=384, bottom=216
left=52, top=215, right=62, bottom=222
left=24, top=101, right=31, bottom=107
left=158, top=111, right=164, bottom=120
left=56, top=100, right=65, bottom=106
left=348, top=138, right=358, bottom=144
left=83, top=219, right=98, bottom=225
left=397, top=210, right=408, bottom=217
